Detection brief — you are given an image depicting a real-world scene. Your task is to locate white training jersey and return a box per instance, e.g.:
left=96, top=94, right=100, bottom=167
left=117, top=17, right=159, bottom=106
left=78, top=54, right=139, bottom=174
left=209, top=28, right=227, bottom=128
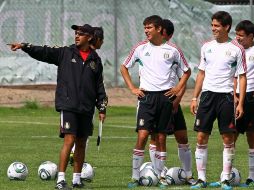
left=199, top=39, right=246, bottom=93
left=123, top=40, right=189, bottom=91
left=236, top=46, right=254, bottom=93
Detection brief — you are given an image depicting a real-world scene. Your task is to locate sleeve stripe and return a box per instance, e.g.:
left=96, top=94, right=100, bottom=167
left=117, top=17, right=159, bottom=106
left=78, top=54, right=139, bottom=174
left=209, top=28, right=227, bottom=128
left=166, top=41, right=189, bottom=68
left=231, top=40, right=247, bottom=72
left=123, top=40, right=148, bottom=66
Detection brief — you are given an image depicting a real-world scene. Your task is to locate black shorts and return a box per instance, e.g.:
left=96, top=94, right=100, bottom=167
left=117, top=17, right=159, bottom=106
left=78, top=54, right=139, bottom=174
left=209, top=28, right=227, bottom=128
left=167, top=105, right=187, bottom=135
left=236, top=91, right=254, bottom=134
left=194, top=91, right=236, bottom=134
left=136, top=91, right=175, bottom=134
left=59, top=110, right=93, bottom=138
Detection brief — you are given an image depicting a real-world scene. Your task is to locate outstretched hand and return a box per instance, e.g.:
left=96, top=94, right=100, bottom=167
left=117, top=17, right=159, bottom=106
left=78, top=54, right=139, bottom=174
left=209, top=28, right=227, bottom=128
left=7, top=43, right=23, bottom=51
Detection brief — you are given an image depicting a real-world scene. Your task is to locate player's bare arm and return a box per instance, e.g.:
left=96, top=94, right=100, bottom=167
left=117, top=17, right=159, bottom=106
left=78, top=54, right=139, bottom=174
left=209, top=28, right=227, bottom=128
left=235, top=73, right=247, bottom=119
left=120, top=65, right=145, bottom=98
left=172, top=84, right=186, bottom=113
left=190, top=70, right=205, bottom=115
left=233, top=77, right=239, bottom=105
left=165, top=69, right=191, bottom=97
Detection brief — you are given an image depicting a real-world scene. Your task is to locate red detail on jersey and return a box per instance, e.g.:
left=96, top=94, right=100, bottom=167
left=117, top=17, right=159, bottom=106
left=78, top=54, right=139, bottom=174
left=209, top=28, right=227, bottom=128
left=201, top=39, right=214, bottom=46
left=79, top=49, right=91, bottom=61
left=231, top=39, right=247, bottom=72
left=166, top=41, right=189, bottom=67
left=123, top=40, right=149, bottom=66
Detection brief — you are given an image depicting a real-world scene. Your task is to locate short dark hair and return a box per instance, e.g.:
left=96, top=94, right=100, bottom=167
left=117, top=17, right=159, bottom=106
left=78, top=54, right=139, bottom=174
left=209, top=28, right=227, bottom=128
left=90, top=27, right=104, bottom=46
left=235, top=20, right=254, bottom=36
left=212, top=11, right=232, bottom=32
left=143, top=15, right=163, bottom=29
left=162, top=19, right=174, bottom=36
left=94, top=27, right=104, bottom=40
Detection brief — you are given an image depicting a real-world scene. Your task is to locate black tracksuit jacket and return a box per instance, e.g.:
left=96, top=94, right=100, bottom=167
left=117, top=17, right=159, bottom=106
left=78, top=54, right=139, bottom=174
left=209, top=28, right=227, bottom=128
left=22, top=44, right=107, bottom=116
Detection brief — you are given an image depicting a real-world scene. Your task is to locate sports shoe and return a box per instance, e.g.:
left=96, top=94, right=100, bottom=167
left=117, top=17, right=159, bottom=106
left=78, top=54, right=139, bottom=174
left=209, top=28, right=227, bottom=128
left=221, top=180, right=232, bottom=190
left=186, top=176, right=197, bottom=185
left=69, top=152, right=74, bottom=166
left=72, top=181, right=85, bottom=188
left=55, top=180, right=72, bottom=190
left=240, top=178, right=254, bottom=187
left=158, top=178, right=168, bottom=189
left=127, top=179, right=139, bottom=188
left=190, top=179, right=207, bottom=189
left=209, top=181, right=221, bottom=187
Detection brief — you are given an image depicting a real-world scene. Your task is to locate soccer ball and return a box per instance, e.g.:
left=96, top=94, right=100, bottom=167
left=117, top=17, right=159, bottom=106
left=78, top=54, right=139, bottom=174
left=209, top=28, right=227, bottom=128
left=81, top=162, right=94, bottom=182
left=38, top=161, right=58, bottom=180
left=7, top=162, right=28, bottom=180
left=139, top=167, right=159, bottom=186
left=165, top=167, right=186, bottom=185
left=140, top=162, right=153, bottom=171
left=220, top=167, right=241, bottom=186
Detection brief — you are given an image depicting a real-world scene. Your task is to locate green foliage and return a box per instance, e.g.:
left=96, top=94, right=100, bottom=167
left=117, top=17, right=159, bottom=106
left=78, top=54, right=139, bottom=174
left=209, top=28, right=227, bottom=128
left=0, top=106, right=249, bottom=189
left=23, top=100, right=40, bottom=109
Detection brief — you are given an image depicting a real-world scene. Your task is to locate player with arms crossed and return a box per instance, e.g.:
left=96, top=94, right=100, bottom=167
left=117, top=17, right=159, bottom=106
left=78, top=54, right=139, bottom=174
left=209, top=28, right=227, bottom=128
left=233, top=20, right=254, bottom=188
left=148, top=19, right=195, bottom=185
left=190, top=11, right=246, bottom=190
left=121, top=15, right=191, bottom=188
left=8, top=24, right=107, bottom=190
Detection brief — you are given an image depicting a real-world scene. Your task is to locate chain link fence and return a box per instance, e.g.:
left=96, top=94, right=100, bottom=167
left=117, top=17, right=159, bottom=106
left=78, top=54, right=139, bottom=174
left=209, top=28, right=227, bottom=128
left=0, top=0, right=252, bottom=87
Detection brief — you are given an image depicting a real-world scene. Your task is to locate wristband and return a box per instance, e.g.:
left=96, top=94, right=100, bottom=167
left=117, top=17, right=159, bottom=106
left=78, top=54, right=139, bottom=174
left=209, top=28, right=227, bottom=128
left=191, top=97, right=197, bottom=101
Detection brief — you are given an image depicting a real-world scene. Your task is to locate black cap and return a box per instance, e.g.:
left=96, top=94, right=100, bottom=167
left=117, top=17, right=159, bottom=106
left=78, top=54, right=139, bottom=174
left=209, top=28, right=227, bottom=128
left=71, top=24, right=94, bottom=35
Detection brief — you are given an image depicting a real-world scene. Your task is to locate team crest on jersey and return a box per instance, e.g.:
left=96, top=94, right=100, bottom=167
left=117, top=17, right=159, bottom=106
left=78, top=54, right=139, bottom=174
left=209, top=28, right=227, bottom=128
left=71, top=58, right=77, bottom=63
left=64, top=122, right=70, bottom=130
left=90, top=61, right=96, bottom=70
left=225, top=50, right=231, bottom=56
left=164, top=52, right=171, bottom=59
left=139, top=119, right=145, bottom=126
left=249, top=56, right=254, bottom=62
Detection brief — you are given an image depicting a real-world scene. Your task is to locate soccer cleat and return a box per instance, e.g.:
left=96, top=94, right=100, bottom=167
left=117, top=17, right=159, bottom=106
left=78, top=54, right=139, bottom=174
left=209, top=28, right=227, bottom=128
left=190, top=179, right=207, bottom=189
left=69, top=152, right=74, bottom=166
left=55, top=180, right=72, bottom=190
left=221, top=180, right=232, bottom=190
left=186, top=176, right=197, bottom=185
left=240, top=178, right=254, bottom=187
left=158, top=178, right=168, bottom=189
left=72, top=181, right=85, bottom=188
left=209, top=181, right=221, bottom=187
left=127, top=179, right=139, bottom=188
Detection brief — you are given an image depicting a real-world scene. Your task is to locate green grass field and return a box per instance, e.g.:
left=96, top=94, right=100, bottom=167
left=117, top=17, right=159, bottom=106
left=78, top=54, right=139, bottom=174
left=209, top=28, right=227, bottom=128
left=0, top=106, right=249, bottom=190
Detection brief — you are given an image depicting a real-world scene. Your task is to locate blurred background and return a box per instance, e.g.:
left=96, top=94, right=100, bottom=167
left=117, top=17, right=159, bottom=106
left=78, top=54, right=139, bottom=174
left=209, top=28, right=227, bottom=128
left=0, top=0, right=253, bottom=88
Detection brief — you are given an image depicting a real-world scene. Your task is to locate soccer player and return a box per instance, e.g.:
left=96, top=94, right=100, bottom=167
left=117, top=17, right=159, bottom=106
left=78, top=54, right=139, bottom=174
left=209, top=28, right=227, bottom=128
left=148, top=19, right=195, bottom=185
left=8, top=24, right=108, bottom=190
left=190, top=11, right=247, bottom=190
left=234, top=20, right=254, bottom=187
left=69, top=26, right=105, bottom=167
left=120, top=15, right=191, bottom=188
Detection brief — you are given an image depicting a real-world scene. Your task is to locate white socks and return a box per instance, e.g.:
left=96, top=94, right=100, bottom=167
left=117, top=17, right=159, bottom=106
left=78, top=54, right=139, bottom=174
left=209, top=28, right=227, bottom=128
left=72, top=173, right=81, bottom=184
left=132, top=149, right=144, bottom=180
left=248, top=149, right=254, bottom=180
left=155, top=151, right=167, bottom=178
left=195, top=144, right=208, bottom=182
left=57, top=172, right=65, bottom=183
left=221, top=143, right=235, bottom=181
left=149, top=144, right=156, bottom=168
left=178, top=144, right=192, bottom=178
